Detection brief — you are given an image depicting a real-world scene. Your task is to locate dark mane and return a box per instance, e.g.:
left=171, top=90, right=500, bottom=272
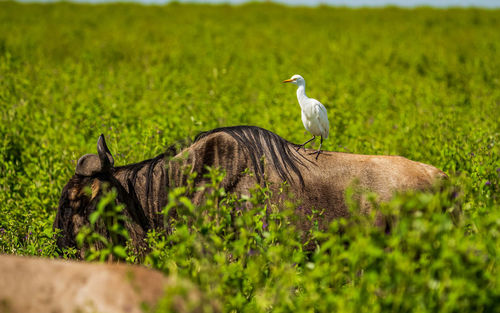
left=195, top=125, right=306, bottom=186
left=113, top=153, right=167, bottom=230
left=110, top=134, right=192, bottom=207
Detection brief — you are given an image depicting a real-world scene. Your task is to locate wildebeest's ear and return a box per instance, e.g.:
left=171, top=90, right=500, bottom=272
left=97, top=134, right=114, bottom=170
left=75, top=154, right=102, bottom=176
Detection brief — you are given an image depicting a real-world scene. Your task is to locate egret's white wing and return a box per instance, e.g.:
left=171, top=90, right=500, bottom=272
left=313, top=99, right=330, bottom=139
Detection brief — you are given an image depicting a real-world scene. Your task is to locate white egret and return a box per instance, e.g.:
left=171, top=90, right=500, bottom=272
left=283, top=74, right=330, bottom=159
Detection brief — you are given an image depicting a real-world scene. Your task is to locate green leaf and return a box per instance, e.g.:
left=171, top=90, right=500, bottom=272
left=112, top=246, right=128, bottom=259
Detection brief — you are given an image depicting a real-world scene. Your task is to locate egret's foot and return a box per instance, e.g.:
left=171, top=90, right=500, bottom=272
left=296, top=136, right=316, bottom=153
left=295, top=144, right=306, bottom=152
left=308, top=149, right=322, bottom=160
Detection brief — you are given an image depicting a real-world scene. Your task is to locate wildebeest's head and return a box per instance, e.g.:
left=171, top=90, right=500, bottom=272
left=54, top=135, right=112, bottom=247
left=54, top=135, right=152, bottom=257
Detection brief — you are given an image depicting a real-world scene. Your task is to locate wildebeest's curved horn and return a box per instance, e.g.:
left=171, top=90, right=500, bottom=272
left=97, top=134, right=114, bottom=169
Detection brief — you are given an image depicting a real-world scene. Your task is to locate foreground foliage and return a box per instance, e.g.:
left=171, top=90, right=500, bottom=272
left=0, top=2, right=499, bottom=312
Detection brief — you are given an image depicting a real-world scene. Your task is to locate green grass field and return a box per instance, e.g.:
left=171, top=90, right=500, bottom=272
left=0, top=2, right=499, bottom=312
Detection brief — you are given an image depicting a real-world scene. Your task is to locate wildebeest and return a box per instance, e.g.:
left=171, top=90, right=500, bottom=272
left=0, top=254, right=215, bottom=313
left=54, top=126, right=447, bottom=255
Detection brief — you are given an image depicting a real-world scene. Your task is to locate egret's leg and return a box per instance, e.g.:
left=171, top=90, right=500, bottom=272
left=296, top=136, right=315, bottom=151
left=308, top=136, right=323, bottom=159
left=315, top=136, right=323, bottom=160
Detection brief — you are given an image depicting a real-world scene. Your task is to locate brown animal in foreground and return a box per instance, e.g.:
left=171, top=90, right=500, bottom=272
left=0, top=254, right=214, bottom=313
left=54, top=126, right=447, bottom=255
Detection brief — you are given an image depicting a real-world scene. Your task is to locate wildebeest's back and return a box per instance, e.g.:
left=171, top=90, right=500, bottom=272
left=170, top=127, right=446, bottom=218
left=290, top=151, right=447, bottom=230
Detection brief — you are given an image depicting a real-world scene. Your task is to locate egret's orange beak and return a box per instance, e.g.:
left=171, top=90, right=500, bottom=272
left=282, top=79, right=294, bottom=83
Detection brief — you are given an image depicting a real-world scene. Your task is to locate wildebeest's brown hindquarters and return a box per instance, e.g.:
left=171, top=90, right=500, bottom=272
left=54, top=126, right=447, bottom=254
